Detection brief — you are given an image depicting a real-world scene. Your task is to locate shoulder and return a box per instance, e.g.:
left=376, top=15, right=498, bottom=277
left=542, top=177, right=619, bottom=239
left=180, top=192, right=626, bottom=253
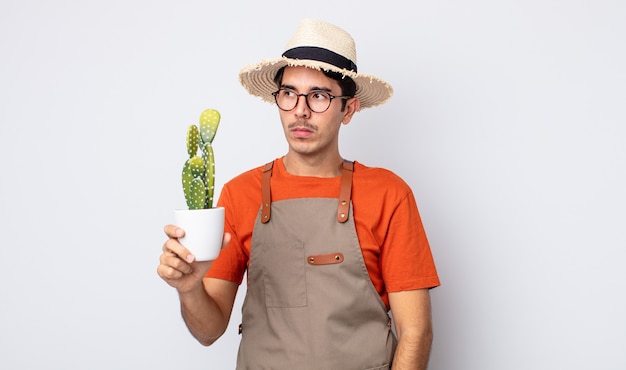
left=353, top=161, right=412, bottom=194
left=351, top=161, right=417, bottom=216
left=218, top=163, right=268, bottom=208
left=223, top=162, right=266, bottom=191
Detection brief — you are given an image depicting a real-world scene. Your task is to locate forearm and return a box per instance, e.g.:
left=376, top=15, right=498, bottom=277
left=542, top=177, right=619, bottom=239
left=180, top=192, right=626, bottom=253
left=392, top=324, right=433, bottom=369
left=389, top=289, right=434, bottom=370
left=178, top=281, right=229, bottom=346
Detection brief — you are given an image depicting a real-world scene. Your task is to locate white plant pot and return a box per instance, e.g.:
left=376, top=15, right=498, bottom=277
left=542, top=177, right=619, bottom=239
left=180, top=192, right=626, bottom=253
left=173, top=207, right=225, bottom=261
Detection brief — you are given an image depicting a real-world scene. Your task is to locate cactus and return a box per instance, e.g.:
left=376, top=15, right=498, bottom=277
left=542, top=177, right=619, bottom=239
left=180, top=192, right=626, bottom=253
left=182, top=109, right=221, bottom=210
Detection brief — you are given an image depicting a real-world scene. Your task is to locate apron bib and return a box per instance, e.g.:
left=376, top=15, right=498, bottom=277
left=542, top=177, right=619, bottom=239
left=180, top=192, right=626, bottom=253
left=236, top=161, right=396, bottom=370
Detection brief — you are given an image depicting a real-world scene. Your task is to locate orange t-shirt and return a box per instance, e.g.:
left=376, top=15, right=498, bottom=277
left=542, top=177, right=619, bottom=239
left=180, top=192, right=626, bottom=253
left=207, top=157, right=440, bottom=308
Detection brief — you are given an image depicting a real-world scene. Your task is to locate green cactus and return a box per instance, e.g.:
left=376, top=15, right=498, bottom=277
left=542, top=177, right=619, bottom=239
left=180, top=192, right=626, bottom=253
left=182, top=109, right=221, bottom=210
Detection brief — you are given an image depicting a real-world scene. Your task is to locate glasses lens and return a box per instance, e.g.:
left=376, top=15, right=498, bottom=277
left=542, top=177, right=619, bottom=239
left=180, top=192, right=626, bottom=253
left=306, top=91, right=331, bottom=113
left=275, top=89, right=296, bottom=111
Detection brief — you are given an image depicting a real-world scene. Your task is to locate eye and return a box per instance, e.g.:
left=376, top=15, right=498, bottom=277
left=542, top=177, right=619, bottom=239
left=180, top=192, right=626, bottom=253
left=311, top=91, right=330, bottom=101
left=281, top=89, right=296, bottom=98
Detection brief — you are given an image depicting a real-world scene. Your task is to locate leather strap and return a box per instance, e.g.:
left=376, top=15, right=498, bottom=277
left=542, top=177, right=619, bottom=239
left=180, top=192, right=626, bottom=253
left=307, top=253, right=344, bottom=265
left=261, top=161, right=273, bottom=223
left=337, top=161, right=353, bottom=223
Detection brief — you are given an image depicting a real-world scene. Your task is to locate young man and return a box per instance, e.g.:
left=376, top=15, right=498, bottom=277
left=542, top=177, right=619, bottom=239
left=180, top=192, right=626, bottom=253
left=158, top=19, right=440, bottom=369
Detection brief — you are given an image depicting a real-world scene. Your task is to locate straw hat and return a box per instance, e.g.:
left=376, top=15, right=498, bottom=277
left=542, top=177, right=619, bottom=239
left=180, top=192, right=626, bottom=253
left=239, top=19, right=393, bottom=110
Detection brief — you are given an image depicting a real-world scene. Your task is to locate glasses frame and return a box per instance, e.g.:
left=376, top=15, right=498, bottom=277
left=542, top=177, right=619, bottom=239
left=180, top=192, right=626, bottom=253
left=272, top=88, right=352, bottom=113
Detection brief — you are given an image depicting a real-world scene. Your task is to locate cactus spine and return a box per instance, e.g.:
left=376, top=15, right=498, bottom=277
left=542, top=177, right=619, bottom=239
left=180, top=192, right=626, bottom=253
left=182, top=109, right=220, bottom=210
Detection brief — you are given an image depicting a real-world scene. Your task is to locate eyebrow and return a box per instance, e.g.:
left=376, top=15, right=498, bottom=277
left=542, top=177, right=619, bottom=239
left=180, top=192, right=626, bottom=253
left=280, top=84, right=332, bottom=93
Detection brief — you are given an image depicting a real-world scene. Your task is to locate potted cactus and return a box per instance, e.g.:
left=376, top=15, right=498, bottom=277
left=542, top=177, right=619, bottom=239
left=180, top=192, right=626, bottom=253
left=174, top=109, right=225, bottom=261
left=182, top=109, right=220, bottom=209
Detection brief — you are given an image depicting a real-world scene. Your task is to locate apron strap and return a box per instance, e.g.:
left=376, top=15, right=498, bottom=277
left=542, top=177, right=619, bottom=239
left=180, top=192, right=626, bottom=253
left=261, top=161, right=273, bottom=223
left=337, top=160, right=354, bottom=223
left=260, top=159, right=354, bottom=224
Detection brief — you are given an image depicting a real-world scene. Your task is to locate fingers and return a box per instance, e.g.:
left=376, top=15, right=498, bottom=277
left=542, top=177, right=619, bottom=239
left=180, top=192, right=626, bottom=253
left=161, top=245, right=193, bottom=270
left=162, top=225, right=194, bottom=264
left=164, top=224, right=185, bottom=239
left=156, top=261, right=186, bottom=280
left=163, top=237, right=194, bottom=263
left=158, top=228, right=231, bottom=289
left=158, top=236, right=194, bottom=284
left=158, top=248, right=191, bottom=279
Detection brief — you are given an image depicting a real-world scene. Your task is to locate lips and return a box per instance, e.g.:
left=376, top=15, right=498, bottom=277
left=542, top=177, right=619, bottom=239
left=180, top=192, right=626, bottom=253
left=292, top=127, right=313, bottom=138
left=288, top=122, right=317, bottom=138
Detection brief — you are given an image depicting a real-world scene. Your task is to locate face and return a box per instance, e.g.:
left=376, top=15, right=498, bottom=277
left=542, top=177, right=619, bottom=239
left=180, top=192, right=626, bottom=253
left=277, top=66, right=359, bottom=159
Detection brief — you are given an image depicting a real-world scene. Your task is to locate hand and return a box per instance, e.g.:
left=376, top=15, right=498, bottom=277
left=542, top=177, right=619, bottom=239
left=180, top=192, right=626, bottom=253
left=157, top=225, right=231, bottom=293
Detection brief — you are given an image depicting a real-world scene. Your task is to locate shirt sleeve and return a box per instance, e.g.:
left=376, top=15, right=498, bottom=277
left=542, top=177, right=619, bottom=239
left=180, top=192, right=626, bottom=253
left=204, top=183, right=248, bottom=284
left=380, top=190, right=440, bottom=292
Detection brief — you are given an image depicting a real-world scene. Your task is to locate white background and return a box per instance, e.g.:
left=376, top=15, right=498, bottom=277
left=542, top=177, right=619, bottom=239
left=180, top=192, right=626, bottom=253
left=1, top=1, right=625, bottom=369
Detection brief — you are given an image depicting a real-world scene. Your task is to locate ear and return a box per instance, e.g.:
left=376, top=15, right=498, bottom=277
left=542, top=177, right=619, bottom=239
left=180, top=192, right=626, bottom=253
left=341, top=97, right=360, bottom=125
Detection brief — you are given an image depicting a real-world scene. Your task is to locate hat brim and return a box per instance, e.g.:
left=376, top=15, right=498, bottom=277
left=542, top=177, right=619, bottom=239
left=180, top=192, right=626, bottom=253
left=239, top=57, right=393, bottom=111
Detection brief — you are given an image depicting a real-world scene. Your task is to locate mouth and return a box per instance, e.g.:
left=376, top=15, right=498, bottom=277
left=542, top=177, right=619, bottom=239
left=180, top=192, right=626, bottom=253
left=288, top=122, right=317, bottom=138
left=291, top=127, right=313, bottom=138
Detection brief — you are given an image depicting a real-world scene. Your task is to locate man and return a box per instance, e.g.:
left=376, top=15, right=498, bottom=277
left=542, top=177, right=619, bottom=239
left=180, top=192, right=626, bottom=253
left=158, top=19, right=440, bottom=369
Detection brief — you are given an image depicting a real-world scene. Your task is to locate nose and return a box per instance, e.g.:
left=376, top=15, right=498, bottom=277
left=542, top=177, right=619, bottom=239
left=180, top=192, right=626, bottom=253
left=293, top=94, right=311, bottom=117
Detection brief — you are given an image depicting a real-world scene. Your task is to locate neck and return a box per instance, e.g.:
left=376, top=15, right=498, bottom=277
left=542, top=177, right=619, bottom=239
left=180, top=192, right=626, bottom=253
left=283, top=153, right=344, bottom=177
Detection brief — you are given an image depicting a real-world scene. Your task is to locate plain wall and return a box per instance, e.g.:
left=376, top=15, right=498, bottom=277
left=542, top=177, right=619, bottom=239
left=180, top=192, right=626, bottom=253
left=1, top=1, right=624, bottom=369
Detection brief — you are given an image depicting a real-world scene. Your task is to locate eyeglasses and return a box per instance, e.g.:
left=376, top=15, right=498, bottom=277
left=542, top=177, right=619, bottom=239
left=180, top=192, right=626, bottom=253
left=272, top=88, right=351, bottom=113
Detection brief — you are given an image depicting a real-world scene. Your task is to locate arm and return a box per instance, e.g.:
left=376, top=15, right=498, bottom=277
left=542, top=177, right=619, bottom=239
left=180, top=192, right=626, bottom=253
left=158, top=225, right=238, bottom=345
left=389, top=289, right=434, bottom=370
left=179, top=277, right=238, bottom=345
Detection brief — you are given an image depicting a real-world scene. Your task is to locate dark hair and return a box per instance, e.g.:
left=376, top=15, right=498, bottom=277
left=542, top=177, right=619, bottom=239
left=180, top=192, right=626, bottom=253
left=273, top=66, right=357, bottom=111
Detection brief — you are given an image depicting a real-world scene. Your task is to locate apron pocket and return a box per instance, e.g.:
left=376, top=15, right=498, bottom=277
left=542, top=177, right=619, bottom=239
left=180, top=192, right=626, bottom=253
left=261, top=240, right=307, bottom=308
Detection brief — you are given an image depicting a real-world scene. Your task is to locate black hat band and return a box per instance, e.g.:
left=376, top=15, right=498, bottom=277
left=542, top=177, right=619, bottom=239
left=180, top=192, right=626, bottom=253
left=282, top=46, right=358, bottom=73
